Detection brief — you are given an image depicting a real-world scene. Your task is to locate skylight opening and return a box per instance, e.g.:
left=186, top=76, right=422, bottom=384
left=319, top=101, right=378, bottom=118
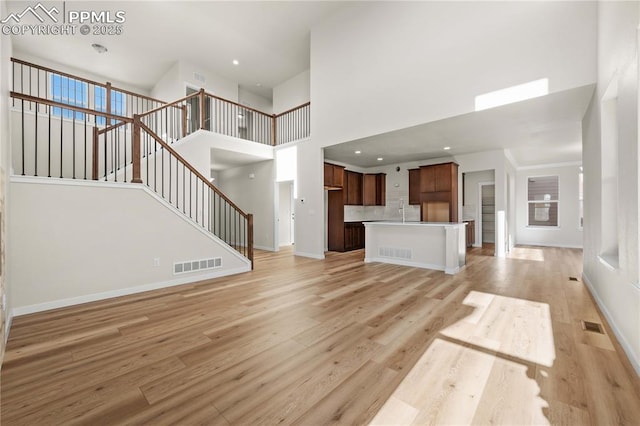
left=475, top=78, right=549, bottom=111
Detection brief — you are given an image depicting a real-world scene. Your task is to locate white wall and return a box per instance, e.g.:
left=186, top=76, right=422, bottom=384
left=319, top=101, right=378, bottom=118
left=7, top=178, right=250, bottom=314
left=582, top=1, right=640, bottom=375
left=515, top=165, right=583, bottom=248
left=1, top=1, right=13, bottom=353
left=152, top=60, right=239, bottom=104
left=151, top=61, right=181, bottom=102
left=239, top=87, right=272, bottom=114
left=217, top=160, right=276, bottom=251
left=311, top=1, right=596, bottom=146
left=294, top=141, right=324, bottom=258
left=13, top=50, right=151, bottom=97
left=273, top=70, right=310, bottom=114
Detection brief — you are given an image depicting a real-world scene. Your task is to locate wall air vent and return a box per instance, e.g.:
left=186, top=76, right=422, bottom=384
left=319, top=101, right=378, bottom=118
left=174, top=257, right=222, bottom=275
left=378, top=247, right=412, bottom=260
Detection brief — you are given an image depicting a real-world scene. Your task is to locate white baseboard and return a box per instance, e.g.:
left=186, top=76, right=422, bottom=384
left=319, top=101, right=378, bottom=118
left=294, top=251, right=325, bottom=260
left=254, top=245, right=276, bottom=251
left=12, top=265, right=250, bottom=317
left=515, top=241, right=583, bottom=249
left=582, top=272, right=640, bottom=377
left=365, top=256, right=446, bottom=273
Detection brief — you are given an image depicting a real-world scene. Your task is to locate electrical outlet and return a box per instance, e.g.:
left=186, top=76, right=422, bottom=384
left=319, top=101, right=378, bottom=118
left=153, top=258, right=160, bottom=267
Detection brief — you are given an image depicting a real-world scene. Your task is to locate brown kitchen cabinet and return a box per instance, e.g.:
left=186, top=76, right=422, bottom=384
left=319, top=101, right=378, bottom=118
left=419, top=162, right=459, bottom=223
left=464, top=220, right=475, bottom=248
left=324, top=163, right=345, bottom=189
left=327, top=190, right=345, bottom=251
left=344, top=221, right=365, bottom=251
left=363, top=173, right=386, bottom=206
left=408, top=168, right=420, bottom=205
left=344, top=170, right=363, bottom=205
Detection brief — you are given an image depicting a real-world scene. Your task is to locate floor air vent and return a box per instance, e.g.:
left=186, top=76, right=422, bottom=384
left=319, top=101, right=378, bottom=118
left=581, top=320, right=604, bottom=334
left=174, top=257, right=222, bottom=275
left=569, top=277, right=579, bottom=281
left=378, top=247, right=412, bottom=260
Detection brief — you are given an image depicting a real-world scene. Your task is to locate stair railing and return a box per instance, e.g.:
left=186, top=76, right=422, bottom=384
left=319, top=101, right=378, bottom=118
left=134, top=118, right=253, bottom=267
left=274, top=102, right=310, bottom=145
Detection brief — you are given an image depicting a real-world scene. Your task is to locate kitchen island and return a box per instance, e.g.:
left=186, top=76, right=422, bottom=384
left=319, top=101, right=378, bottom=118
left=364, top=221, right=466, bottom=274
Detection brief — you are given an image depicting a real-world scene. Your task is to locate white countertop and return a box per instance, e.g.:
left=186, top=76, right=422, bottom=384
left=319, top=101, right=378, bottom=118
left=364, top=221, right=466, bottom=227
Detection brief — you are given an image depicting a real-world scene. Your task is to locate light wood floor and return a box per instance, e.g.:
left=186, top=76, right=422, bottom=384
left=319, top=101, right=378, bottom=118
left=2, top=245, right=640, bottom=425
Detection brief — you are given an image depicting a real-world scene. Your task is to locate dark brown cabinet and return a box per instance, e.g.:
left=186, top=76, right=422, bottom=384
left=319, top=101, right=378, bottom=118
left=327, top=190, right=344, bottom=251
left=419, top=162, right=459, bottom=223
left=464, top=220, right=475, bottom=248
left=344, top=222, right=365, bottom=251
left=324, top=163, right=345, bottom=189
left=344, top=170, right=363, bottom=205
left=408, top=168, right=420, bottom=205
left=363, top=173, right=386, bottom=206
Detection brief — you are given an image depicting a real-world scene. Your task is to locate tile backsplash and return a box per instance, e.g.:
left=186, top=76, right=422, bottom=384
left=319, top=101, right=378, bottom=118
left=344, top=204, right=421, bottom=222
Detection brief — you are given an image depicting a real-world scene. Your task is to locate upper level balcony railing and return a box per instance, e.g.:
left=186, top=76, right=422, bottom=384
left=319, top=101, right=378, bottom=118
left=10, top=58, right=310, bottom=148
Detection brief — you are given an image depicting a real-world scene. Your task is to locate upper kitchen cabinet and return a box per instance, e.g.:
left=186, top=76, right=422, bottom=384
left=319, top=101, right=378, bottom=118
left=344, top=170, right=363, bottom=205
left=419, top=162, right=459, bottom=222
left=363, top=173, right=386, bottom=206
left=408, top=168, right=420, bottom=205
left=324, top=163, right=345, bottom=189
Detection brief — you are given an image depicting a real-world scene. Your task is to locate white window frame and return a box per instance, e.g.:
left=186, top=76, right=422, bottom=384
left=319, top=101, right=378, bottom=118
left=526, top=175, right=560, bottom=228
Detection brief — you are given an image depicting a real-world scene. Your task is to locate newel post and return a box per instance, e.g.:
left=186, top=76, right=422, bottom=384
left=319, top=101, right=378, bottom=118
left=182, top=105, right=188, bottom=138
left=272, top=114, right=277, bottom=146
left=247, top=213, right=254, bottom=270
left=132, top=114, right=142, bottom=183
left=92, top=127, right=99, bottom=180
left=105, top=82, right=112, bottom=118
left=199, top=88, right=206, bottom=130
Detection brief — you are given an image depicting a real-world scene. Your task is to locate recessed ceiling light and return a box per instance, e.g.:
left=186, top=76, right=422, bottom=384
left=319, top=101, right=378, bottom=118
left=355, top=150, right=361, bottom=154
left=232, top=59, right=239, bottom=66
left=91, top=43, right=108, bottom=54
left=377, top=157, right=383, bottom=161
left=256, top=83, right=261, bottom=87
left=443, top=146, right=451, bottom=150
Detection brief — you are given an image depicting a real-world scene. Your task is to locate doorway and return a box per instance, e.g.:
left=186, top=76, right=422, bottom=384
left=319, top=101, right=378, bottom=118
left=278, top=181, right=295, bottom=246
left=479, top=183, right=495, bottom=246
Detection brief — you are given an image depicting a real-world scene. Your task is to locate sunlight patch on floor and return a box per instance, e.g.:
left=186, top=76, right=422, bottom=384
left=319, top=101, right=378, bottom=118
left=371, top=291, right=556, bottom=425
left=508, top=247, right=546, bottom=262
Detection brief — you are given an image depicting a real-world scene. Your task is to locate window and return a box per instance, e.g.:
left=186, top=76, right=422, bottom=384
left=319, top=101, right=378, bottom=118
left=51, top=74, right=87, bottom=120
left=95, top=87, right=126, bottom=126
left=578, top=171, right=584, bottom=228
left=527, top=176, right=559, bottom=227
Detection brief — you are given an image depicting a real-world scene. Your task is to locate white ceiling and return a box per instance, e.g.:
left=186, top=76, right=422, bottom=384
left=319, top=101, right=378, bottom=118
left=324, top=84, right=594, bottom=169
left=7, top=1, right=347, bottom=98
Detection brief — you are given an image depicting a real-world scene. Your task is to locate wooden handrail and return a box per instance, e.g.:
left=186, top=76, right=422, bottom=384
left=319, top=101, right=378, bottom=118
left=275, top=102, right=311, bottom=118
left=97, top=120, right=129, bottom=136
left=138, top=92, right=198, bottom=118
left=12, top=57, right=310, bottom=124
left=136, top=120, right=250, bottom=218
left=11, top=57, right=166, bottom=105
left=10, top=91, right=133, bottom=122
left=205, top=91, right=273, bottom=118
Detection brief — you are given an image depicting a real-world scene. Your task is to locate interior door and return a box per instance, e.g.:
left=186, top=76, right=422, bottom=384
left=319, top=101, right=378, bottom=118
left=278, top=181, right=294, bottom=246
